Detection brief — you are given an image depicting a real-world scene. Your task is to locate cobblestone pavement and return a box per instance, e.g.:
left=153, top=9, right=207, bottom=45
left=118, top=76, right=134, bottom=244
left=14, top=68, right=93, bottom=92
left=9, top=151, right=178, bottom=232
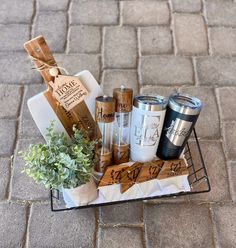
left=0, top=0, right=236, bottom=247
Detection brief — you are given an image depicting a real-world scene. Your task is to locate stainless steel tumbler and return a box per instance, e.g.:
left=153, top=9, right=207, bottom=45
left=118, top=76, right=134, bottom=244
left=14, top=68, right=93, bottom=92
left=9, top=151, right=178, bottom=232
left=156, top=92, right=202, bottom=160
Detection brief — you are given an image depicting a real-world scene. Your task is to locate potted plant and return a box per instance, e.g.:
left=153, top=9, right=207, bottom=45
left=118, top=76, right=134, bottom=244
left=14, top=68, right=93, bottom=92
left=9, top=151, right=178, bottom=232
left=19, top=122, right=98, bottom=207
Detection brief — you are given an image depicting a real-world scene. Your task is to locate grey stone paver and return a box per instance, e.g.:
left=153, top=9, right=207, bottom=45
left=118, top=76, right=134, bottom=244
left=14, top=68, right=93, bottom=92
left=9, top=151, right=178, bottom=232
left=205, top=0, right=236, bottom=26
left=103, top=27, right=137, bottom=69
left=0, top=53, right=42, bottom=84
left=188, top=140, right=230, bottom=202
left=173, top=14, right=208, bottom=55
left=0, top=203, right=27, bottom=248
left=68, top=26, right=101, bottom=53
left=0, top=158, right=10, bottom=200
left=222, top=122, right=236, bottom=161
left=33, top=11, right=67, bottom=53
left=216, top=87, right=236, bottom=121
left=54, top=53, right=100, bottom=81
left=0, top=119, right=17, bottom=156
left=171, top=0, right=202, bottom=13
left=140, top=26, right=172, bottom=55
left=140, top=86, right=179, bottom=97
left=98, top=227, right=144, bottom=248
left=101, top=69, right=139, bottom=95
left=70, top=0, right=119, bottom=25
left=180, top=86, right=220, bottom=138
left=0, top=0, right=33, bottom=24
left=28, top=204, right=96, bottom=248
left=11, top=138, right=49, bottom=201
left=228, top=162, right=236, bottom=201
left=0, top=0, right=236, bottom=246
left=0, top=24, right=30, bottom=51
left=121, top=1, right=170, bottom=26
left=212, top=203, right=236, bottom=248
left=144, top=203, right=214, bottom=248
left=209, top=27, right=236, bottom=56
left=140, top=56, right=193, bottom=85
left=196, top=57, right=236, bottom=86
left=99, top=202, right=143, bottom=225
left=38, top=0, right=69, bottom=11
left=0, top=84, right=22, bottom=118
left=19, top=84, right=46, bottom=138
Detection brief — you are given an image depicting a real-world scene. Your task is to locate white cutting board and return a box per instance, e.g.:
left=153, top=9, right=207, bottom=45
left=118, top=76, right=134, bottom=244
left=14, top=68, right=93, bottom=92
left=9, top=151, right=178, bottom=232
left=27, top=70, right=103, bottom=141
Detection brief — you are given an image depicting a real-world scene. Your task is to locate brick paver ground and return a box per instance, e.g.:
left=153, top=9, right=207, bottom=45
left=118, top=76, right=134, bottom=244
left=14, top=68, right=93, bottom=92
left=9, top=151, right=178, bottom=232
left=0, top=0, right=235, bottom=247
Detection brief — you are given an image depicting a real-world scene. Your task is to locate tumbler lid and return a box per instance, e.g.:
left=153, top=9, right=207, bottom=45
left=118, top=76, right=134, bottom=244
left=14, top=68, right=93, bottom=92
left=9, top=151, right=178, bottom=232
left=169, top=93, right=202, bottom=115
left=133, top=95, right=168, bottom=111
left=113, top=86, right=133, bottom=112
left=96, top=95, right=115, bottom=123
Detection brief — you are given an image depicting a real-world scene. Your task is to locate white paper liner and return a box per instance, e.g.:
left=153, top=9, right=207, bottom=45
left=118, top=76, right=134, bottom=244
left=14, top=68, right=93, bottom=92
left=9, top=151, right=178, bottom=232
left=63, top=153, right=191, bottom=208
left=92, top=174, right=190, bottom=204
left=63, top=173, right=190, bottom=208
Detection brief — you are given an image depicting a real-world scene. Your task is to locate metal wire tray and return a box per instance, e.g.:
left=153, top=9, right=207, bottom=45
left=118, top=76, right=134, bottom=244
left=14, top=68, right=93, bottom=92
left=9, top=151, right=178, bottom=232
left=50, top=128, right=211, bottom=212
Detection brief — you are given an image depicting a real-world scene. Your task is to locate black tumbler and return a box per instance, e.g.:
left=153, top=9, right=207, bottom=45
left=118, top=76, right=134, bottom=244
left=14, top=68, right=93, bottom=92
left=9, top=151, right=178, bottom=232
left=156, top=93, right=202, bottom=160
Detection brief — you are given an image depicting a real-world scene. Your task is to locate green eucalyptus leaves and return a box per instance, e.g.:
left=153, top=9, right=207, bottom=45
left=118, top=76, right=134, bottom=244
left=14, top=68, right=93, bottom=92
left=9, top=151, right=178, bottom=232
left=19, top=122, right=97, bottom=190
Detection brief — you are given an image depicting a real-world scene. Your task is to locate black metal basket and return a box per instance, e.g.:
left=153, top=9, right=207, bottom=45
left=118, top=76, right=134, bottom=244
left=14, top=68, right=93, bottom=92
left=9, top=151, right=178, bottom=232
left=50, top=128, right=211, bottom=212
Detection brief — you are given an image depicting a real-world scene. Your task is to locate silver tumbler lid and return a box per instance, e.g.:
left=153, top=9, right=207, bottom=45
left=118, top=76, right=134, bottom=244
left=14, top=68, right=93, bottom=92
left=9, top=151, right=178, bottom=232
left=133, top=95, right=168, bottom=111
left=169, top=93, right=202, bottom=115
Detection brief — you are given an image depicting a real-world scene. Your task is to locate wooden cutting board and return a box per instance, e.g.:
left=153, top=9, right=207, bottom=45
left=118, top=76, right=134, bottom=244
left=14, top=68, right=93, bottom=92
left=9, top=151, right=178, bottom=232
left=27, top=70, right=103, bottom=140
left=24, top=36, right=103, bottom=141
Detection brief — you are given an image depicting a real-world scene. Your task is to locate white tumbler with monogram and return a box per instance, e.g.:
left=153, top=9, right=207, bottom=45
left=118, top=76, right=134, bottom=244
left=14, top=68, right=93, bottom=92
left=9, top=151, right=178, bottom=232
left=130, top=96, right=168, bottom=163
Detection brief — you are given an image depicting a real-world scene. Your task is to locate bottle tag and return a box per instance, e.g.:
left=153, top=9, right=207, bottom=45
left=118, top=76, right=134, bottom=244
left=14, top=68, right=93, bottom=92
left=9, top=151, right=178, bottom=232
left=98, top=159, right=188, bottom=193
left=120, top=162, right=142, bottom=193
left=49, top=75, right=89, bottom=111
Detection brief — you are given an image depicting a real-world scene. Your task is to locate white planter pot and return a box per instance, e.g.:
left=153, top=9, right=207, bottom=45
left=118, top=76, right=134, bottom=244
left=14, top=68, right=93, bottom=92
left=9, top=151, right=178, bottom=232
left=62, top=178, right=98, bottom=207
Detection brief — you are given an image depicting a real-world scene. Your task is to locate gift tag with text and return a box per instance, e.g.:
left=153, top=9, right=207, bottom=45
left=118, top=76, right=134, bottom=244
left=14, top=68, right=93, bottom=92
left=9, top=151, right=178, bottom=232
left=50, top=75, right=89, bottom=111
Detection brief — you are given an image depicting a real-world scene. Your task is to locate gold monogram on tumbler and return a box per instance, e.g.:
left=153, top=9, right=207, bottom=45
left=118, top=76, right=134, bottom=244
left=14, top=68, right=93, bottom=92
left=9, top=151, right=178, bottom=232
left=95, top=95, right=115, bottom=172
left=113, top=86, right=133, bottom=164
